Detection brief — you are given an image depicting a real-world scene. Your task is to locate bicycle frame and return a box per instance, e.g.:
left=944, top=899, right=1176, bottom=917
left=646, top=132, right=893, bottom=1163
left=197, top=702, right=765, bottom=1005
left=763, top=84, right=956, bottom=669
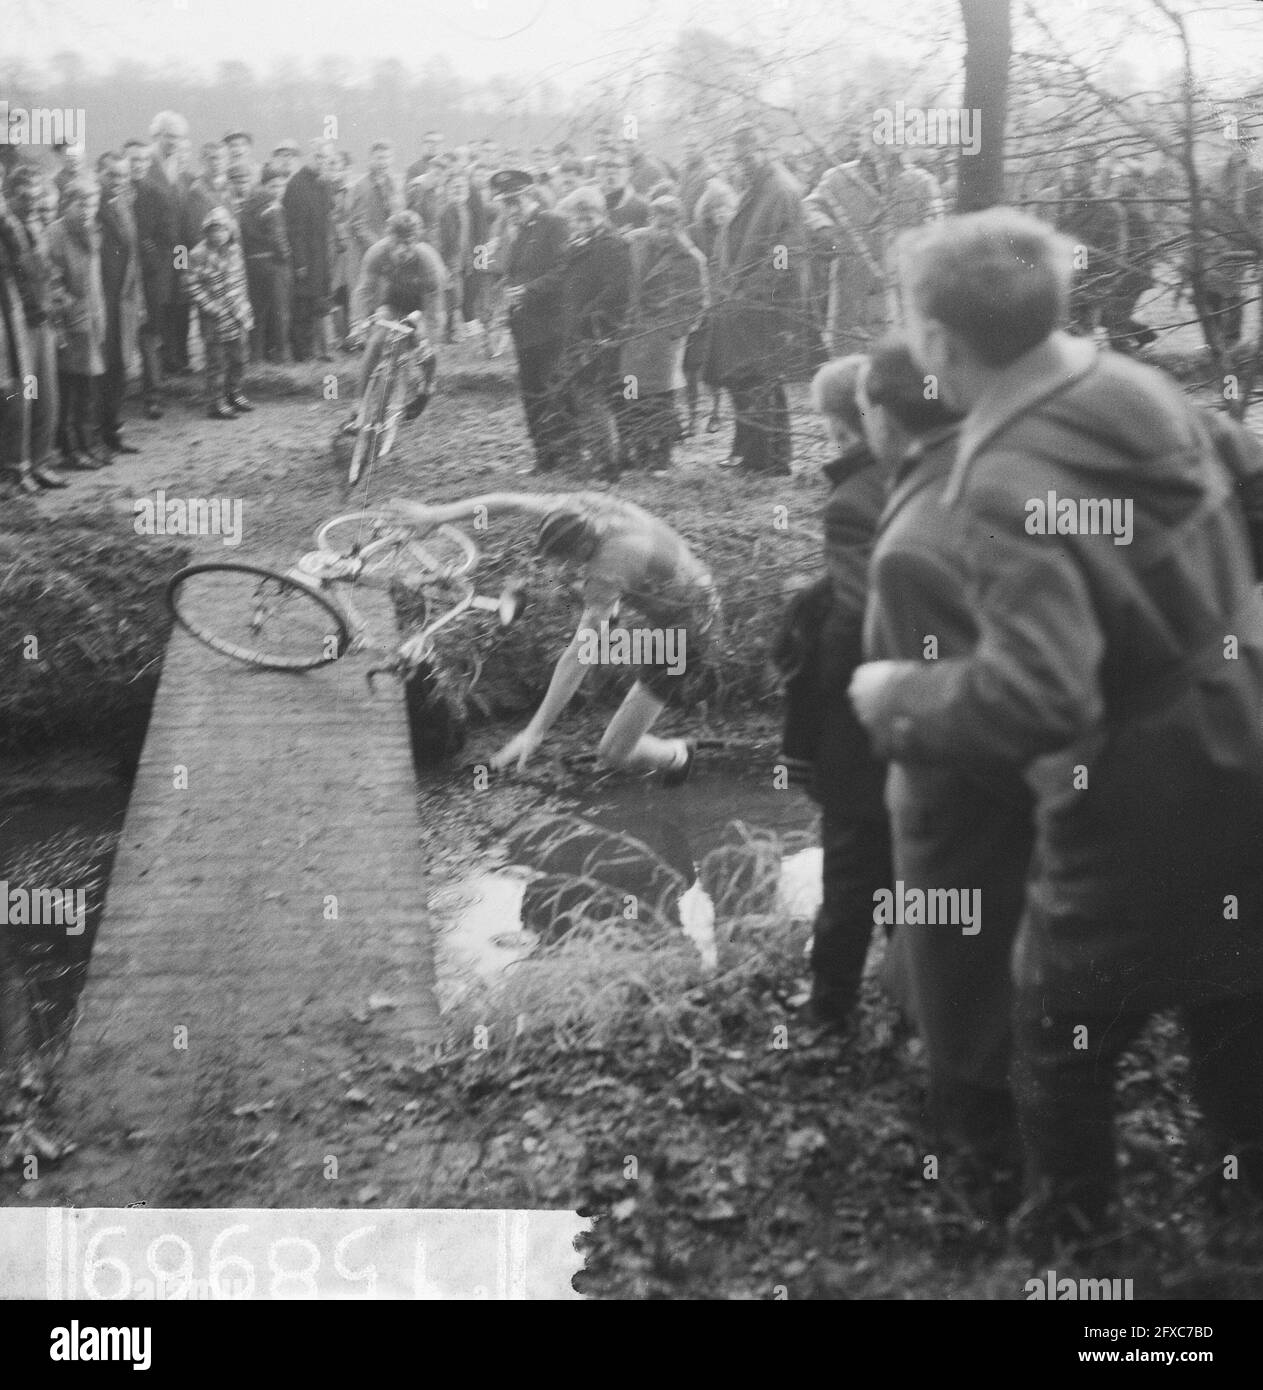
left=294, top=514, right=522, bottom=689
left=347, top=312, right=428, bottom=487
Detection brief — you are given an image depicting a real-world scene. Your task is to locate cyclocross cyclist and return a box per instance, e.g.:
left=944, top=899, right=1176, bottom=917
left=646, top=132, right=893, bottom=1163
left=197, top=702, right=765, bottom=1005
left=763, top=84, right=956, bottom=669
left=345, top=210, right=446, bottom=431
left=387, top=489, right=719, bottom=781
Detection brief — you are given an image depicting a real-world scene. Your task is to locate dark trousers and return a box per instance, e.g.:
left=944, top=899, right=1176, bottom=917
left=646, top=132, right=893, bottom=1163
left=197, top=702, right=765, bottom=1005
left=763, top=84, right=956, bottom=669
left=57, top=371, right=100, bottom=457
left=570, top=371, right=621, bottom=475
left=202, top=331, right=246, bottom=404
left=290, top=294, right=323, bottom=361
left=247, top=259, right=291, bottom=363
left=1013, top=988, right=1263, bottom=1244
left=513, top=334, right=573, bottom=468
left=0, top=393, right=26, bottom=471
left=99, top=358, right=126, bottom=447
left=162, top=299, right=190, bottom=372
left=25, top=322, right=59, bottom=466
left=139, top=319, right=163, bottom=406
left=729, top=376, right=791, bottom=472
left=810, top=812, right=893, bottom=1012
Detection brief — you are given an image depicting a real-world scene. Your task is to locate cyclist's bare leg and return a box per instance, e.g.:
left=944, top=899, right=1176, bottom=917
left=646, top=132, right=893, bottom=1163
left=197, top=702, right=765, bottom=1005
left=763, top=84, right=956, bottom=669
left=596, top=681, right=689, bottom=773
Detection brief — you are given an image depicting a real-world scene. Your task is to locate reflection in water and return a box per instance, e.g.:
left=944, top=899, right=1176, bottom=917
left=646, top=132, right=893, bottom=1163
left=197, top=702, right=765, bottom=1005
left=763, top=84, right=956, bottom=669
left=430, top=761, right=828, bottom=1011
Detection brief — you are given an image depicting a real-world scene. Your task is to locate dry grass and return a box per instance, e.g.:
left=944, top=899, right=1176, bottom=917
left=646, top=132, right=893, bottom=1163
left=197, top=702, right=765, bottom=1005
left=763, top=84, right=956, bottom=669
left=0, top=510, right=187, bottom=752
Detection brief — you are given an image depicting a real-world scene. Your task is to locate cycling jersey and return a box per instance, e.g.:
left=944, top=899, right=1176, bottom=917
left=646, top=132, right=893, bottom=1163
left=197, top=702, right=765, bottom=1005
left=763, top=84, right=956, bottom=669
left=352, top=236, right=447, bottom=323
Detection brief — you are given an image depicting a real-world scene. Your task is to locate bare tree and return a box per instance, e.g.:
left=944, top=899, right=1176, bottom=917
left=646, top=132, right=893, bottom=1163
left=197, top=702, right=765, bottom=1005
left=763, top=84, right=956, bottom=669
left=958, top=0, right=1012, bottom=210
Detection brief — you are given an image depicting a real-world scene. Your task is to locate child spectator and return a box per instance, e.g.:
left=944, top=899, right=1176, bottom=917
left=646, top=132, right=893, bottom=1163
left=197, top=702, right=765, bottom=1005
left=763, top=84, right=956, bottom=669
left=185, top=206, right=253, bottom=419
left=46, top=180, right=108, bottom=469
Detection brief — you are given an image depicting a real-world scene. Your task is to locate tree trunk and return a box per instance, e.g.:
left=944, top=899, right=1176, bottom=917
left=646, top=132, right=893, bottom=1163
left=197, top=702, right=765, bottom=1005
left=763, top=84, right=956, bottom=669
left=957, top=0, right=1011, bottom=212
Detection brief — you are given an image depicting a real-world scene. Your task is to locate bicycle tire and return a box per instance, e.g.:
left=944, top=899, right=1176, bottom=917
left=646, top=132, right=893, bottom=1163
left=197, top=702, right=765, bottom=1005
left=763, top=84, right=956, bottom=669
left=348, top=365, right=392, bottom=488
left=314, top=514, right=477, bottom=579
left=167, top=561, right=352, bottom=671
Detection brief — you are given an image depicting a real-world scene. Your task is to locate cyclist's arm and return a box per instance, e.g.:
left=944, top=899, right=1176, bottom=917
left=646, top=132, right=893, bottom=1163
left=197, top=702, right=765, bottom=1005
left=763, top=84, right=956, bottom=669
left=387, top=491, right=565, bottom=530
left=523, top=587, right=620, bottom=743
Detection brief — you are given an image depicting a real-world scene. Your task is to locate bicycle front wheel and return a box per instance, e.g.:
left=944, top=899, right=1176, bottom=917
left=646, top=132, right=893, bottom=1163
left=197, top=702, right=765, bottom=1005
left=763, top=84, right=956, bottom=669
left=167, top=562, right=351, bottom=671
left=348, top=366, right=393, bottom=488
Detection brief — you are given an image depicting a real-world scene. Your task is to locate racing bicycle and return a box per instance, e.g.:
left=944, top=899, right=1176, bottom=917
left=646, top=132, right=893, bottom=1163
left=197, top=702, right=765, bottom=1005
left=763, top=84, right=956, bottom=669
left=165, top=513, right=525, bottom=760
left=338, top=311, right=437, bottom=490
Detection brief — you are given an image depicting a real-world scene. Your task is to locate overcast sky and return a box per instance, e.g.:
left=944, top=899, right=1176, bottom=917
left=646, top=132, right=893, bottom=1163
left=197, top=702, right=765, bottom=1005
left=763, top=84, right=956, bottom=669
left=10, top=0, right=1263, bottom=95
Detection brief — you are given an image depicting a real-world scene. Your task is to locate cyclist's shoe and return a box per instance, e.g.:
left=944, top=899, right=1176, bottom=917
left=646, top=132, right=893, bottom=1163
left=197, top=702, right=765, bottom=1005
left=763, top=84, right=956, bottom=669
left=660, top=741, right=696, bottom=787
left=208, top=400, right=237, bottom=420
left=403, top=390, right=432, bottom=422
left=228, top=393, right=255, bottom=413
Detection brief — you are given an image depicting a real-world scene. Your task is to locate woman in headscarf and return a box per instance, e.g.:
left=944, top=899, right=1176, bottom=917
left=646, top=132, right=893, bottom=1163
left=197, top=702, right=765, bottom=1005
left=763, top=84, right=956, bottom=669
left=684, top=178, right=737, bottom=436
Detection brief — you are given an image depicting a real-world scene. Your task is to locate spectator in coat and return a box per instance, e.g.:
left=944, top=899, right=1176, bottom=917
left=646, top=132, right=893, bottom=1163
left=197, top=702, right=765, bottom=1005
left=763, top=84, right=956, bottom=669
left=47, top=180, right=109, bottom=469
left=96, top=152, right=144, bottom=459
left=684, top=178, right=736, bottom=436
left=619, top=195, right=707, bottom=470
left=496, top=170, right=574, bottom=472
left=709, top=124, right=810, bottom=476
left=284, top=140, right=336, bottom=361
left=804, top=152, right=890, bottom=355
left=51, top=141, right=87, bottom=214
left=773, top=355, right=894, bottom=1030
left=184, top=142, right=231, bottom=245
left=547, top=186, right=631, bottom=477
left=860, top=338, right=1028, bottom=1212
left=1056, top=153, right=1127, bottom=339
left=185, top=206, right=254, bottom=419
left=0, top=166, right=40, bottom=491
left=460, top=168, right=495, bottom=348
left=404, top=164, right=444, bottom=243
left=124, top=139, right=168, bottom=418
left=327, top=152, right=354, bottom=350
left=223, top=131, right=254, bottom=165
left=597, top=153, right=649, bottom=232
left=347, top=141, right=402, bottom=315
left=438, top=170, right=475, bottom=343
left=678, top=138, right=718, bottom=223
left=145, top=110, right=192, bottom=373
left=621, top=138, right=675, bottom=197
left=270, top=139, right=301, bottom=181
left=4, top=165, right=67, bottom=488
left=239, top=165, right=292, bottom=363
left=225, top=160, right=257, bottom=224
left=850, top=207, right=1263, bottom=1254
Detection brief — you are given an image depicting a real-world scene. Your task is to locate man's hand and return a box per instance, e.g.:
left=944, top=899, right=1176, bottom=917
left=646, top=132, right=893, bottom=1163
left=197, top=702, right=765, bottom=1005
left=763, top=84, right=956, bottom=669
left=848, top=660, right=905, bottom=730
left=490, top=726, right=543, bottom=773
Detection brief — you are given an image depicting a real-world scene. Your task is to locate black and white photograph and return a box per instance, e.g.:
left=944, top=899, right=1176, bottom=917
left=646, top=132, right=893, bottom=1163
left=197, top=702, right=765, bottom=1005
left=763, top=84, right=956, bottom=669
left=1, top=0, right=1263, bottom=1334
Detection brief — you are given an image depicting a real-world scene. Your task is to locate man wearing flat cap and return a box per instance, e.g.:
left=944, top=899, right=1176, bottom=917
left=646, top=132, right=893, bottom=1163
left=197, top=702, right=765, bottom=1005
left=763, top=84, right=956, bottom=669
left=494, top=170, right=573, bottom=471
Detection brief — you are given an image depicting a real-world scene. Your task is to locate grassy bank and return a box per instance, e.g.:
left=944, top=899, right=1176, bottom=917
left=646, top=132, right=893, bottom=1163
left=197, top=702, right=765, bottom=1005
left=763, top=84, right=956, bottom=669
left=0, top=502, right=188, bottom=753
